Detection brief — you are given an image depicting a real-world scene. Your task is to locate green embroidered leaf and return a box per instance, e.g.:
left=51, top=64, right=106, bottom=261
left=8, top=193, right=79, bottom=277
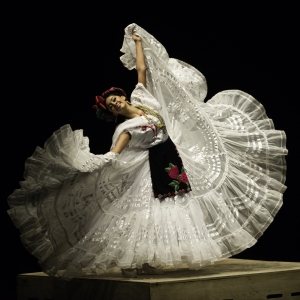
left=169, top=163, right=174, bottom=168
left=173, top=180, right=179, bottom=184
left=174, top=185, right=179, bottom=191
left=168, top=182, right=176, bottom=187
left=165, top=167, right=171, bottom=172
left=181, top=166, right=185, bottom=173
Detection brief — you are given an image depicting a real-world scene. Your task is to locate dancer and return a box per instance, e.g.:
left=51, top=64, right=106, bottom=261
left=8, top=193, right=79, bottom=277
left=7, top=24, right=287, bottom=279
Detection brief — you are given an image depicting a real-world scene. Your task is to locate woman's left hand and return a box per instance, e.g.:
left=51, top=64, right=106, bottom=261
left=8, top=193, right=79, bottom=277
left=132, top=33, right=141, bottom=42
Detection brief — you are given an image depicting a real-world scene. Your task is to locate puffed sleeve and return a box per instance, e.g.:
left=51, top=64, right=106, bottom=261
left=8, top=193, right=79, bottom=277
left=130, top=83, right=162, bottom=111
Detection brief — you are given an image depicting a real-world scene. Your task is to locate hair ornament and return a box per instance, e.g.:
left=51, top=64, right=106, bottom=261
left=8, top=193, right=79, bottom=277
left=93, top=95, right=106, bottom=110
left=102, top=87, right=127, bottom=98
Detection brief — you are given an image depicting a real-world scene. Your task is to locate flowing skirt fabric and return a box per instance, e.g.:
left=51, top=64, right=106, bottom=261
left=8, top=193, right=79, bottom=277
left=7, top=24, right=287, bottom=278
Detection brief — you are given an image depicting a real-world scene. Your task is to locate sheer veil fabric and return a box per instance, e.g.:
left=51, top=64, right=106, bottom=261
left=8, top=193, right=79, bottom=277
left=7, top=23, right=287, bottom=278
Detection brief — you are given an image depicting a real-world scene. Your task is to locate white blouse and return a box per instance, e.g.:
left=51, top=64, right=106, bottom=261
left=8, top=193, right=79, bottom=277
left=111, top=83, right=168, bottom=150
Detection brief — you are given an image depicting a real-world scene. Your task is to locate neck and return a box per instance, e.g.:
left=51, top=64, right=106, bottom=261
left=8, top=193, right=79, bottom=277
left=119, top=105, right=142, bottom=119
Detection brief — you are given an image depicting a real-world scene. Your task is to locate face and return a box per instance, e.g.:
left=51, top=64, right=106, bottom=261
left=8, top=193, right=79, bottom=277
left=105, top=95, right=126, bottom=115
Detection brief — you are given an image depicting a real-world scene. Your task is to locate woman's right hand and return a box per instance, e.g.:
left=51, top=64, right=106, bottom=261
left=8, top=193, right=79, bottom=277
left=132, top=33, right=142, bottom=42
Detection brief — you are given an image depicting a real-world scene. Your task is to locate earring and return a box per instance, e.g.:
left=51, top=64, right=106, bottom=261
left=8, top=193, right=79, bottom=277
left=126, top=100, right=131, bottom=105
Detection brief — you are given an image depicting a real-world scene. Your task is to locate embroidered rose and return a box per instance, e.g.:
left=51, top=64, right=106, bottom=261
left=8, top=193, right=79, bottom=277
left=165, top=163, right=179, bottom=179
left=179, top=172, right=189, bottom=183
left=164, top=163, right=191, bottom=193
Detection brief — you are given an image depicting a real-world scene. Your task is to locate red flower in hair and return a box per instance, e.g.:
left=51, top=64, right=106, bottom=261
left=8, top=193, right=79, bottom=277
left=102, top=87, right=127, bottom=99
left=94, top=95, right=106, bottom=110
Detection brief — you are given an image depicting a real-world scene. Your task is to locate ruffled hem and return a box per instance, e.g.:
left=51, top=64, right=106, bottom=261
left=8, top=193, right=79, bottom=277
left=7, top=125, right=98, bottom=273
left=10, top=185, right=281, bottom=279
left=206, top=89, right=287, bottom=186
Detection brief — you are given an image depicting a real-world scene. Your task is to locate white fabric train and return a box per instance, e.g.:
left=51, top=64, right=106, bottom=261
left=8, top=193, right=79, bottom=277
left=7, top=23, right=287, bottom=278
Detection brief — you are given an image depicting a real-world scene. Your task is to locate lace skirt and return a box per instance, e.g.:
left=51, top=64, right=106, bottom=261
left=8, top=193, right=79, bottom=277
left=7, top=91, right=287, bottom=278
left=7, top=23, right=287, bottom=278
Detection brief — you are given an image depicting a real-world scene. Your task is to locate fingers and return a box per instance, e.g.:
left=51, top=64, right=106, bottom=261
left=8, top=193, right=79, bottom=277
left=132, top=33, right=141, bottom=41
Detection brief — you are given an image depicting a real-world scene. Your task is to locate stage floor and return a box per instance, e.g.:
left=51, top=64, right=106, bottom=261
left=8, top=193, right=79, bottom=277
left=17, top=258, right=300, bottom=300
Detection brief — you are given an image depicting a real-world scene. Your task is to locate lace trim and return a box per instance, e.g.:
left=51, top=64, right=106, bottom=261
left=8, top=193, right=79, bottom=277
left=78, top=152, right=119, bottom=172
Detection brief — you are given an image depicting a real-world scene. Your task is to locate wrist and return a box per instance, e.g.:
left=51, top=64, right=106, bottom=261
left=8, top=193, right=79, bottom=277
left=104, top=151, right=119, bottom=159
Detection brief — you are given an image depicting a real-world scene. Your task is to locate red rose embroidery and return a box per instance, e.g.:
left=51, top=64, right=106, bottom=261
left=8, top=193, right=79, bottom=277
left=168, top=165, right=179, bottom=179
left=179, top=172, right=189, bottom=183
left=165, top=163, right=191, bottom=193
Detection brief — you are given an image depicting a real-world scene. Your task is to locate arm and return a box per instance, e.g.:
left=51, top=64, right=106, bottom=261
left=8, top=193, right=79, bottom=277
left=111, top=132, right=131, bottom=154
left=132, top=34, right=147, bottom=87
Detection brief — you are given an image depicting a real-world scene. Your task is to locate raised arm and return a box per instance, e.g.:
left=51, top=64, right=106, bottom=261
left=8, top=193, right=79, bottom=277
left=132, top=34, right=146, bottom=87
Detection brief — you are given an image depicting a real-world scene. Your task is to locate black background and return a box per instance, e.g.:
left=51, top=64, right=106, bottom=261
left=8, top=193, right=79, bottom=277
left=2, top=2, right=298, bottom=299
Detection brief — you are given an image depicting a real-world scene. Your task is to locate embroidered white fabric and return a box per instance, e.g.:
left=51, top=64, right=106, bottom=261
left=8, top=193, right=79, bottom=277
left=111, top=84, right=167, bottom=150
left=7, top=23, right=287, bottom=278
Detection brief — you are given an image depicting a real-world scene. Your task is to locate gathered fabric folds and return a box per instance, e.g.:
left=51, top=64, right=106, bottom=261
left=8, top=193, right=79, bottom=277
left=7, top=23, right=287, bottom=278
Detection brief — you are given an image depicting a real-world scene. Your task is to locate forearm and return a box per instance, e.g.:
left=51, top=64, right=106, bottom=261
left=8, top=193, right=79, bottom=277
left=111, top=132, right=131, bottom=154
left=135, top=40, right=146, bottom=72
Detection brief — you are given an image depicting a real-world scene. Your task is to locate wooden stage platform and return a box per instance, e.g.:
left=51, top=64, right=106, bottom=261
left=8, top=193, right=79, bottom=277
left=17, top=258, right=300, bottom=300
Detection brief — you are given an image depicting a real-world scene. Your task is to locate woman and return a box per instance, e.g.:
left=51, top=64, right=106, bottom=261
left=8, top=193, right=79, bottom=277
left=7, top=24, right=287, bottom=279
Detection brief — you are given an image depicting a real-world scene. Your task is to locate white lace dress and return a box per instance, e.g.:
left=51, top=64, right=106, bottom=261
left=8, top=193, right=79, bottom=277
left=7, top=24, right=287, bottom=278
